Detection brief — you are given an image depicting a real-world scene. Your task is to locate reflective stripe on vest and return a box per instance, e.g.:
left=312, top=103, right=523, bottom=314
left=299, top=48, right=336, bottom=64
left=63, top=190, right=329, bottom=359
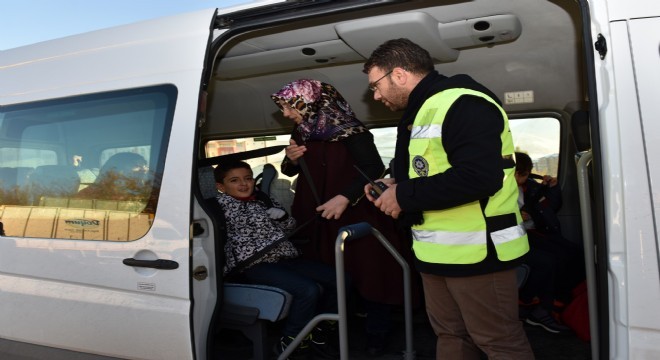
left=408, top=88, right=528, bottom=264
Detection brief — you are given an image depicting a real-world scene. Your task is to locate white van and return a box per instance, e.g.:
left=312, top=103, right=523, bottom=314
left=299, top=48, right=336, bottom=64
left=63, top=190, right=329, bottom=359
left=1, top=0, right=659, bottom=359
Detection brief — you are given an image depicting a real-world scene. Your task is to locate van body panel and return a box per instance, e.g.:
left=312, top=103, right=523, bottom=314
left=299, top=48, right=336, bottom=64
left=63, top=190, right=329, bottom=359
left=595, top=9, right=660, bottom=358
left=0, top=9, right=216, bottom=360
left=624, top=16, right=660, bottom=358
left=604, top=20, right=637, bottom=360
left=606, top=0, right=660, bottom=20
left=0, top=9, right=214, bottom=105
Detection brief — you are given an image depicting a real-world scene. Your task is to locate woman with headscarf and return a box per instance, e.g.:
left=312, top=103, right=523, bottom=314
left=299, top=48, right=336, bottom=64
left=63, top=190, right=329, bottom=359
left=271, top=79, right=418, bottom=356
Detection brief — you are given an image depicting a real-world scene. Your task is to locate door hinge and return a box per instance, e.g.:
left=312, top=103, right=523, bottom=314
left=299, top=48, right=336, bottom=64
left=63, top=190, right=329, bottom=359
left=594, top=34, right=607, bottom=60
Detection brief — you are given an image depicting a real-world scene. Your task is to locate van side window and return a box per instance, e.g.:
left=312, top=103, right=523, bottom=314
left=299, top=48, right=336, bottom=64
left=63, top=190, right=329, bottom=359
left=510, top=117, right=561, bottom=177
left=0, top=85, right=176, bottom=241
left=370, top=121, right=560, bottom=178
left=203, top=129, right=399, bottom=213
left=370, top=127, right=397, bottom=170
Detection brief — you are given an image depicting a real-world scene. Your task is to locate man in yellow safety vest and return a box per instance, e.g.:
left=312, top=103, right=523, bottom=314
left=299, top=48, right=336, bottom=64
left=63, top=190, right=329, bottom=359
left=363, top=38, right=534, bottom=359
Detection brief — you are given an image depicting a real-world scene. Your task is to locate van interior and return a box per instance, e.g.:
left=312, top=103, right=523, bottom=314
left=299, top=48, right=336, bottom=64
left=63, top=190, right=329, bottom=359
left=199, top=0, right=596, bottom=359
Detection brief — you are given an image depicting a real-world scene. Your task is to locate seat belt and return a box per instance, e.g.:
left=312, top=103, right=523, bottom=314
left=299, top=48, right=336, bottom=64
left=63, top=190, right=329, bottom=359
left=285, top=157, right=323, bottom=244
left=297, top=157, right=322, bottom=207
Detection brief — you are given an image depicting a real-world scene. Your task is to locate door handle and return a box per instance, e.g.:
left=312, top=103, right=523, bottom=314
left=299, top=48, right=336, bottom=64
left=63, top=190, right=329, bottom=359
left=123, top=258, right=179, bottom=270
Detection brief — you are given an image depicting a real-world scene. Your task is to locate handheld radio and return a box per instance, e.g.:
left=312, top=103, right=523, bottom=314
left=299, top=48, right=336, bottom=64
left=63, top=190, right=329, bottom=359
left=354, top=165, right=389, bottom=199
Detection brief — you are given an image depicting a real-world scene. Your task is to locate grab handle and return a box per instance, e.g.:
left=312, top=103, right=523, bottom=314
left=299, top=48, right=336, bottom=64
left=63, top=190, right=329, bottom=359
left=337, top=222, right=372, bottom=240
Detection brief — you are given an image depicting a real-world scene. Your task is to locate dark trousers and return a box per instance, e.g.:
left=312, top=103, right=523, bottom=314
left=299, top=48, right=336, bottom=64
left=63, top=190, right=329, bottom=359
left=528, top=230, right=585, bottom=303
left=243, top=258, right=338, bottom=337
left=520, top=247, right=557, bottom=310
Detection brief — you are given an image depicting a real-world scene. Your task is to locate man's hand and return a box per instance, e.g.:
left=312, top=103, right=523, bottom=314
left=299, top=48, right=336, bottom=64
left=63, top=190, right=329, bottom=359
left=364, top=177, right=395, bottom=201
left=373, top=182, right=401, bottom=219
left=316, top=195, right=350, bottom=220
left=285, top=139, right=307, bottom=165
left=541, top=175, right=558, bottom=187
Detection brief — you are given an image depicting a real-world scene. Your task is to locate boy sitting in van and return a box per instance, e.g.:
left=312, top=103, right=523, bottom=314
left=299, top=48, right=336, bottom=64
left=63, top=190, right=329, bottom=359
left=214, top=160, right=338, bottom=359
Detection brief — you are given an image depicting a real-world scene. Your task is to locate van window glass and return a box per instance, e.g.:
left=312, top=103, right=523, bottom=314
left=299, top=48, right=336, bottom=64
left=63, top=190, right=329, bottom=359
left=214, top=120, right=558, bottom=177
left=370, top=127, right=397, bottom=170
left=509, top=117, right=561, bottom=177
left=370, top=121, right=560, bottom=177
left=205, top=135, right=295, bottom=211
left=203, top=128, right=399, bottom=212
left=0, top=85, right=176, bottom=241
left=203, top=119, right=558, bottom=207
left=206, top=135, right=291, bottom=173
left=0, top=147, right=57, bottom=167
left=101, top=146, right=152, bottom=167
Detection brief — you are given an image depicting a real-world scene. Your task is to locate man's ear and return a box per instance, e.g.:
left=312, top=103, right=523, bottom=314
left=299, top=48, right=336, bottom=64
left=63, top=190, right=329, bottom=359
left=390, top=67, right=404, bottom=84
left=391, top=67, right=409, bottom=87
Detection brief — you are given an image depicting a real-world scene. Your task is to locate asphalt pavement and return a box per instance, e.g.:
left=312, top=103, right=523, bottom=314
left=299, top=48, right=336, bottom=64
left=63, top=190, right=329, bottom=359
left=217, top=305, right=591, bottom=359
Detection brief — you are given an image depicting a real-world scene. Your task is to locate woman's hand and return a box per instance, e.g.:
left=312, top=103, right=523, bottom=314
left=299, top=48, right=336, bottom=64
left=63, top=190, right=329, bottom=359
left=316, top=195, right=350, bottom=220
left=285, top=139, right=307, bottom=165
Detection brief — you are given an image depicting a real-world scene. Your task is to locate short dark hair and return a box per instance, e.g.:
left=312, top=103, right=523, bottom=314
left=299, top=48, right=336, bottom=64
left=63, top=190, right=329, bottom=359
left=363, top=38, right=434, bottom=76
left=213, top=160, right=252, bottom=183
left=515, top=152, right=533, bottom=173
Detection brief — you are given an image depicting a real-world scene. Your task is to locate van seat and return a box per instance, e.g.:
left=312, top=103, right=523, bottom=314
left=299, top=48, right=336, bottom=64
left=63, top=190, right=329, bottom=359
left=0, top=167, right=18, bottom=192
left=255, top=163, right=295, bottom=214
left=220, top=283, right=292, bottom=359
left=27, top=165, right=80, bottom=205
left=0, top=167, right=34, bottom=191
left=199, top=166, right=219, bottom=199
left=223, top=283, right=292, bottom=322
left=270, top=178, right=295, bottom=214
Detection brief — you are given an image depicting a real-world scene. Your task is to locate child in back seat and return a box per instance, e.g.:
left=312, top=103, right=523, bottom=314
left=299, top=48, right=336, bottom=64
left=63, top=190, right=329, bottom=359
left=214, top=160, right=339, bottom=360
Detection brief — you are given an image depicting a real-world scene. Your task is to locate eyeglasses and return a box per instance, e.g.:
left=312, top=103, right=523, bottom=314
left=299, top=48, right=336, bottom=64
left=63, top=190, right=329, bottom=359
left=368, top=70, right=393, bottom=92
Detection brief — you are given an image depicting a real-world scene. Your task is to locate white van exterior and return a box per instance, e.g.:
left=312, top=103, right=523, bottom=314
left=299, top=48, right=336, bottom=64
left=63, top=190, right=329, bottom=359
left=0, top=9, right=216, bottom=360
left=0, top=0, right=659, bottom=359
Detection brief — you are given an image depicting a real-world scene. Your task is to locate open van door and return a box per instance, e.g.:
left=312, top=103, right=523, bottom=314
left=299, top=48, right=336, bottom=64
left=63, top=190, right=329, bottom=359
left=600, top=7, right=660, bottom=358
left=586, top=2, right=660, bottom=358
left=0, top=9, right=216, bottom=360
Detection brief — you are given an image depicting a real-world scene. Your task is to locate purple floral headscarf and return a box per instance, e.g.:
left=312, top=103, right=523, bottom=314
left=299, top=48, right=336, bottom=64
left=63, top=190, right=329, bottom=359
left=271, top=79, right=367, bottom=142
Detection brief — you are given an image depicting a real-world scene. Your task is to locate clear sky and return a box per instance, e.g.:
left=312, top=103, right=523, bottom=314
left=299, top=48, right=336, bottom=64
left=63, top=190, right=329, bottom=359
left=0, top=0, right=254, bottom=51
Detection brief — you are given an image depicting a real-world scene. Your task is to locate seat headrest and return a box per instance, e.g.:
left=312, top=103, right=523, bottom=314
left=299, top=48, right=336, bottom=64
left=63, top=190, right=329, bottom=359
left=199, top=166, right=218, bottom=200
left=571, top=110, right=590, bottom=152
left=28, top=165, right=81, bottom=204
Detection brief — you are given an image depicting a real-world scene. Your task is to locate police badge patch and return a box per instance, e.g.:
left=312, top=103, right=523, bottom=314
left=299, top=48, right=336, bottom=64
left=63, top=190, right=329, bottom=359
left=412, top=155, right=429, bottom=177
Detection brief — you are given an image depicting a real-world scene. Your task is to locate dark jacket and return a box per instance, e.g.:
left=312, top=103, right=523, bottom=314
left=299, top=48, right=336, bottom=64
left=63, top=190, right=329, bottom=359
left=522, top=178, right=562, bottom=234
left=281, top=130, right=419, bottom=305
left=394, top=71, right=521, bottom=276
